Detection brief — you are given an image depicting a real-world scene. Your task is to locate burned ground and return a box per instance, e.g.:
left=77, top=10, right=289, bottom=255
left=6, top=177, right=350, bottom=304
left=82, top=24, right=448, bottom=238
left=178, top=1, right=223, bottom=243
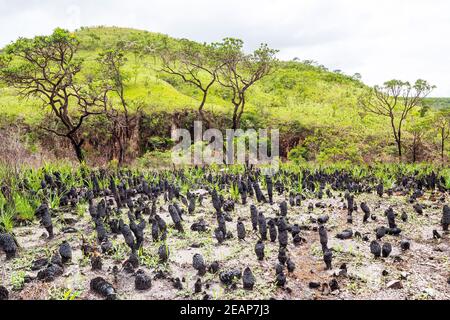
left=0, top=167, right=449, bottom=300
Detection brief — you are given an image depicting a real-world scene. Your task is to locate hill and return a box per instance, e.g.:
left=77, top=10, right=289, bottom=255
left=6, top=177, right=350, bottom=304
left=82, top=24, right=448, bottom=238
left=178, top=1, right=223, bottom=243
left=0, top=26, right=447, bottom=165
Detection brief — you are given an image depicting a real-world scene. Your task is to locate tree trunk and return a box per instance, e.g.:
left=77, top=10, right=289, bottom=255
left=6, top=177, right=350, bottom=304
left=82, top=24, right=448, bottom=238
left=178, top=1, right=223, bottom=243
left=111, top=128, right=125, bottom=166
left=232, top=103, right=240, bottom=130
left=199, top=90, right=211, bottom=128
left=118, top=146, right=124, bottom=165
left=118, top=131, right=125, bottom=166
left=236, top=99, right=246, bottom=131
left=397, top=139, right=402, bottom=161
left=441, top=128, right=445, bottom=162
left=389, top=116, right=402, bottom=162
left=68, top=135, right=85, bottom=163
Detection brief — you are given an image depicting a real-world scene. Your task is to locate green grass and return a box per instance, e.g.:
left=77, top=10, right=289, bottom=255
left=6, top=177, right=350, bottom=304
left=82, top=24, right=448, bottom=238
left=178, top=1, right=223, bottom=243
left=10, top=271, right=26, bottom=291
left=0, top=211, right=14, bottom=233
left=48, top=286, right=82, bottom=300
left=13, top=193, right=36, bottom=222
left=229, top=183, right=240, bottom=202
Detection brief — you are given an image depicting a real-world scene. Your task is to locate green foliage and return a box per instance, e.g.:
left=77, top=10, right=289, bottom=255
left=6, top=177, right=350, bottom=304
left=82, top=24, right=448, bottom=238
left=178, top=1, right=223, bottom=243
left=13, top=193, right=36, bottom=222
left=0, top=27, right=364, bottom=122
left=48, top=287, right=82, bottom=300
left=287, top=145, right=307, bottom=164
left=10, top=271, right=26, bottom=291
left=426, top=97, right=450, bottom=110
left=442, top=168, right=450, bottom=189
left=0, top=26, right=448, bottom=164
left=0, top=161, right=448, bottom=235
left=48, top=192, right=61, bottom=210
left=229, top=183, right=240, bottom=202
left=0, top=211, right=14, bottom=233
left=0, top=28, right=81, bottom=90
left=146, top=136, right=174, bottom=151
left=137, top=150, right=173, bottom=169
left=76, top=201, right=87, bottom=218
left=317, top=144, right=363, bottom=165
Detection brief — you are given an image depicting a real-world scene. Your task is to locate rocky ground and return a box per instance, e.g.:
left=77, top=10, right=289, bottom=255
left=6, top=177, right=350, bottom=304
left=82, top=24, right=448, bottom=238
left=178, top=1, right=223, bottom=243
left=1, top=189, right=449, bottom=300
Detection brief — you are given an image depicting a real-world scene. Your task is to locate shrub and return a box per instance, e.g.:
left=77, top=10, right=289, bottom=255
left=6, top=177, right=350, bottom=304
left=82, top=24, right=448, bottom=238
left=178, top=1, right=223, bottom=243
left=287, top=145, right=307, bottom=164
left=316, top=145, right=363, bottom=165
left=147, top=136, right=174, bottom=151
left=137, top=151, right=173, bottom=169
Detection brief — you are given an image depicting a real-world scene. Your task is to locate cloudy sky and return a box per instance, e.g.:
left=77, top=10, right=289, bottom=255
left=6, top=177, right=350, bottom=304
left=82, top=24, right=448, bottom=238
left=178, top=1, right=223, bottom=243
left=1, top=0, right=449, bottom=96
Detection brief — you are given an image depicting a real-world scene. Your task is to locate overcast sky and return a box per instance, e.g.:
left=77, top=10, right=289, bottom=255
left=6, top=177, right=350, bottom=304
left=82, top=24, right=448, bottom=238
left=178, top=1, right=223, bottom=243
left=1, top=0, right=449, bottom=96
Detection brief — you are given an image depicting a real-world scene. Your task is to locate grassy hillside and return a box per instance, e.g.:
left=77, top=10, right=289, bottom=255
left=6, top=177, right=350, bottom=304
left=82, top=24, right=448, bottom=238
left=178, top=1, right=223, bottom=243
left=0, top=27, right=365, bottom=121
left=0, top=26, right=447, bottom=164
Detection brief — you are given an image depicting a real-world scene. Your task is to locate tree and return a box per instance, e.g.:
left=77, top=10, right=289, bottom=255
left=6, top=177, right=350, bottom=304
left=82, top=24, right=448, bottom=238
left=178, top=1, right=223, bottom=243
left=407, top=114, right=431, bottom=163
left=0, top=28, right=107, bottom=162
left=159, top=39, right=222, bottom=127
left=434, top=108, right=450, bottom=162
left=359, top=79, right=435, bottom=161
left=352, top=73, right=362, bottom=81
left=214, top=39, right=278, bottom=129
left=118, top=36, right=160, bottom=84
left=97, top=47, right=141, bottom=165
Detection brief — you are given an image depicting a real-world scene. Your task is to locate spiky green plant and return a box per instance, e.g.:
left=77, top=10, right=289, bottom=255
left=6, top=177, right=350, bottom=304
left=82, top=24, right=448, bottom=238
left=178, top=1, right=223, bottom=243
left=441, top=168, right=450, bottom=189
left=48, top=287, right=82, bottom=300
left=0, top=193, right=6, bottom=213
left=13, top=193, right=36, bottom=222
left=0, top=211, right=14, bottom=233
left=229, top=183, right=240, bottom=201
left=10, top=271, right=26, bottom=291
left=76, top=201, right=87, bottom=217
left=48, top=192, right=61, bottom=210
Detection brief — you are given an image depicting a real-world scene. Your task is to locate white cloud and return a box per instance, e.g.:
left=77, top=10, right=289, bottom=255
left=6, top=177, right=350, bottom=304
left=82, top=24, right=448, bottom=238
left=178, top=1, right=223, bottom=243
left=0, top=0, right=449, bottom=96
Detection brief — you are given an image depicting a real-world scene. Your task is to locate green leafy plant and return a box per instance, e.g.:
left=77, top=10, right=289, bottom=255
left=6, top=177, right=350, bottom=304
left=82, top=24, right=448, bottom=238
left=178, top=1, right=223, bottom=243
left=13, top=193, right=35, bottom=222
left=0, top=211, right=14, bottom=233
left=10, top=271, right=26, bottom=291
left=229, top=183, right=240, bottom=201
left=48, top=287, right=82, bottom=300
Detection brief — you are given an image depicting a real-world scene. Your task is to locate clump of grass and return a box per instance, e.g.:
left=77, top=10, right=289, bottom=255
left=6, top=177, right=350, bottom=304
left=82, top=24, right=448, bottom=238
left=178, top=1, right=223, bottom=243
left=76, top=201, right=87, bottom=217
left=78, top=255, right=90, bottom=268
left=310, top=244, right=323, bottom=257
left=0, top=192, right=14, bottom=232
left=10, top=271, right=26, bottom=291
left=0, top=193, right=6, bottom=212
left=0, top=211, right=14, bottom=233
left=48, top=192, right=61, bottom=210
left=111, top=240, right=129, bottom=262
left=229, top=183, right=240, bottom=202
left=138, top=247, right=159, bottom=268
left=441, top=168, right=450, bottom=189
left=13, top=193, right=36, bottom=222
left=48, top=286, right=82, bottom=300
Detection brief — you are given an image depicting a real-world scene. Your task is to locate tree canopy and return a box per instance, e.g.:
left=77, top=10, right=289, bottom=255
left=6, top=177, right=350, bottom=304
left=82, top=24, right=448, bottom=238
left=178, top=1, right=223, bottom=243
left=0, top=28, right=108, bottom=162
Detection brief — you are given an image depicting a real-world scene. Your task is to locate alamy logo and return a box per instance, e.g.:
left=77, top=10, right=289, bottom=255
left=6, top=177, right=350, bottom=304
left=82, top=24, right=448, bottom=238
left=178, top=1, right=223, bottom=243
left=171, top=121, right=280, bottom=174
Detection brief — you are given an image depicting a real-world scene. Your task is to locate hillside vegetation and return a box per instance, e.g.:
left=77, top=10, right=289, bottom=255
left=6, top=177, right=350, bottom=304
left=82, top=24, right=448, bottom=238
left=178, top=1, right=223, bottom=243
left=0, top=26, right=448, bottom=165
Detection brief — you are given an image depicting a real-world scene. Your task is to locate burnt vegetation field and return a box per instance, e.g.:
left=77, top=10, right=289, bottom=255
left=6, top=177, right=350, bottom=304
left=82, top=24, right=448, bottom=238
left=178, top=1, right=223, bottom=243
left=0, top=164, right=449, bottom=300
left=0, top=26, right=449, bottom=302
